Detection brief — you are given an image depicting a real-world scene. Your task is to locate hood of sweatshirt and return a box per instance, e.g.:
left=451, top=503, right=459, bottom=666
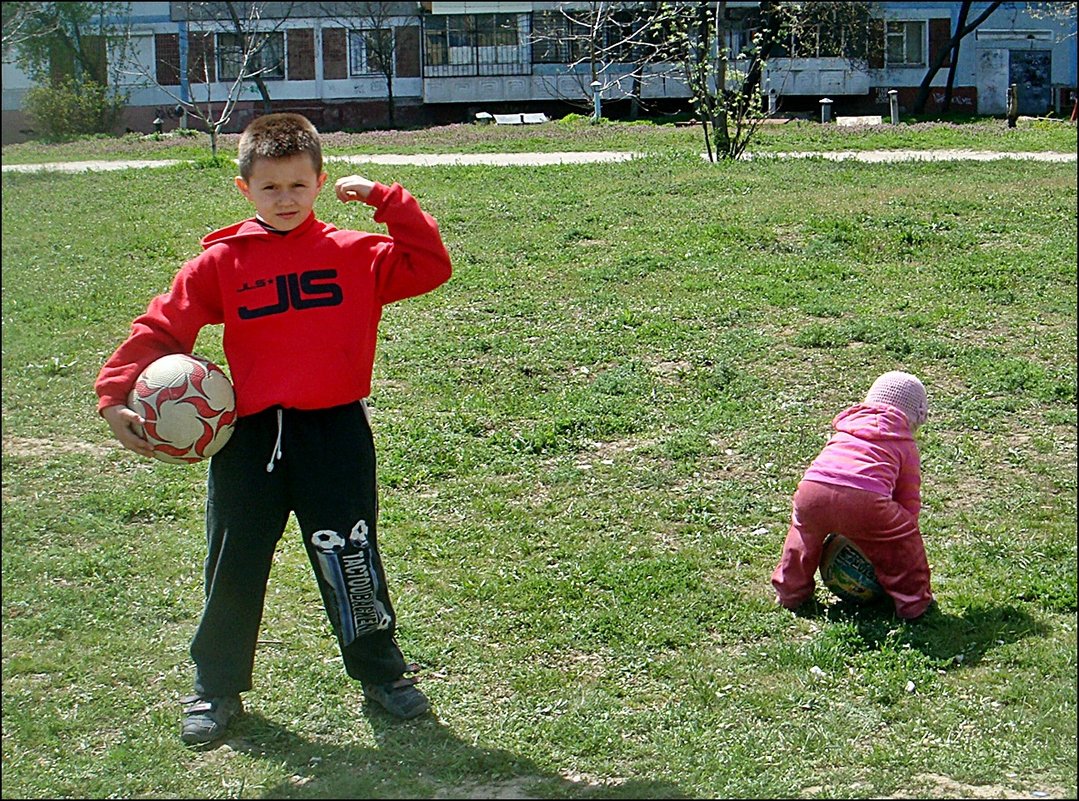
left=832, top=403, right=914, bottom=442
left=199, top=211, right=331, bottom=249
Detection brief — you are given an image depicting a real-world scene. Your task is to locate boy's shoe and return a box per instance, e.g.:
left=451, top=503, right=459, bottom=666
left=180, top=694, right=242, bottom=745
left=363, top=675, right=430, bottom=720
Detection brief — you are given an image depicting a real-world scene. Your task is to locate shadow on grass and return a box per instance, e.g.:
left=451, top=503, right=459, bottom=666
left=893, top=602, right=1049, bottom=667
left=215, top=704, right=688, bottom=799
left=797, top=597, right=1047, bottom=668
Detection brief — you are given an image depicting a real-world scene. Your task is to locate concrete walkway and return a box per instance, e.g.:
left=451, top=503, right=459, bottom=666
left=0, top=151, right=639, bottom=173
left=747, top=148, right=1076, bottom=162
left=1, top=148, right=1074, bottom=173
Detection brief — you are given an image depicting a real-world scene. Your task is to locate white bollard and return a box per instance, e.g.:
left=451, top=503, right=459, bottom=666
left=820, top=97, right=833, bottom=123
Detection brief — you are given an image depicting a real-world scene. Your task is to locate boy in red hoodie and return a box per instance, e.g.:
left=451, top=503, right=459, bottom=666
left=96, top=113, right=452, bottom=744
left=771, top=371, right=935, bottom=620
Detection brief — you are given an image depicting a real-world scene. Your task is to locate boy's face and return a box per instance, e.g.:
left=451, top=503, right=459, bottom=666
left=235, top=153, right=327, bottom=231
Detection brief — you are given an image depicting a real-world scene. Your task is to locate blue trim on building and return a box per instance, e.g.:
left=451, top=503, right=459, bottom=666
left=178, top=20, right=189, bottom=104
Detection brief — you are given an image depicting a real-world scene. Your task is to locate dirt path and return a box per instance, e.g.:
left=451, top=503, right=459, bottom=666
left=749, top=148, right=1076, bottom=162
left=2, top=149, right=1074, bottom=173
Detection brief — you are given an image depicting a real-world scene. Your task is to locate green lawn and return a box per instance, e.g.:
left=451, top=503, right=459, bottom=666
left=1, top=112, right=1076, bottom=163
left=2, top=120, right=1076, bottom=799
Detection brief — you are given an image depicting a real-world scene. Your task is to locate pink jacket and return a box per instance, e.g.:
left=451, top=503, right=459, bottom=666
left=801, top=403, right=921, bottom=519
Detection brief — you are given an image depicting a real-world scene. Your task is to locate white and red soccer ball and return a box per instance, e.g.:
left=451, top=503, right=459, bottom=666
left=127, top=353, right=236, bottom=464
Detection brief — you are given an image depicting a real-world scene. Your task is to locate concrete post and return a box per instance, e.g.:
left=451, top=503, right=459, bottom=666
left=768, top=88, right=777, bottom=116
left=1006, top=83, right=1019, bottom=128
left=820, top=97, right=833, bottom=123
left=591, top=81, right=602, bottom=123
left=888, top=89, right=899, bottom=124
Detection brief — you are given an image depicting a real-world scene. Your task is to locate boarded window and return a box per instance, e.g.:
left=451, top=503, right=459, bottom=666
left=83, top=35, right=108, bottom=84
left=48, top=34, right=106, bottom=84
left=156, top=33, right=181, bottom=85
left=395, top=24, right=419, bottom=77
left=188, top=31, right=216, bottom=83
left=867, top=18, right=885, bottom=68
left=323, top=27, right=347, bottom=79
left=929, top=18, right=952, bottom=67
left=288, top=28, right=315, bottom=80
left=48, top=41, right=76, bottom=84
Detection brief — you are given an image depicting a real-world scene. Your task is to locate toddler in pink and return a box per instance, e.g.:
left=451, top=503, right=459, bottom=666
left=771, top=371, right=935, bottom=619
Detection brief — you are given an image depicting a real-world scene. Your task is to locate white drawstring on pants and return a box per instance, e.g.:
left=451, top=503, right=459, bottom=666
left=266, top=408, right=283, bottom=472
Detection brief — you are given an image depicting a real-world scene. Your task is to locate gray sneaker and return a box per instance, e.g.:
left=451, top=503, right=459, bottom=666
left=363, top=676, right=430, bottom=720
left=180, top=694, right=242, bottom=745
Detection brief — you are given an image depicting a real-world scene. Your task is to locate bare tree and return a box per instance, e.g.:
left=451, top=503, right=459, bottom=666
left=219, top=0, right=296, bottom=113
left=626, top=1, right=872, bottom=160
left=911, top=0, right=1003, bottom=114
left=125, top=1, right=292, bottom=157
left=531, top=2, right=872, bottom=160
left=676, top=0, right=783, bottom=161
left=318, top=2, right=411, bottom=128
left=1028, top=0, right=1079, bottom=38
left=530, top=2, right=659, bottom=119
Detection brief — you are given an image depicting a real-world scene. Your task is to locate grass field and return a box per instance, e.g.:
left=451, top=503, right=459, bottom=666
left=2, top=112, right=1076, bottom=163
left=2, top=119, right=1076, bottom=799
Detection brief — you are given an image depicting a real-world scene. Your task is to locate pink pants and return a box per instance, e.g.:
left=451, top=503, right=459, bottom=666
left=771, top=480, right=934, bottom=619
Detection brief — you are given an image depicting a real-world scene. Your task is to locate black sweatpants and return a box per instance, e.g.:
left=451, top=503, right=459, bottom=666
left=190, top=401, right=407, bottom=697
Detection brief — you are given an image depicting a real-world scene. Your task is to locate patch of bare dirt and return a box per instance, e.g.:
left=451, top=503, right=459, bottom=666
left=881, top=772, right=1068, bottom=799
left=434, top=771, right=628, bottom=799
left=3, top=435, right=115, bottom=459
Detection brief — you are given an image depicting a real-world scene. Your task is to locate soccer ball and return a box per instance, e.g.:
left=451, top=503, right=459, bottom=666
left=311, top=529, right=347, bottom=552
left=819, top=533, right=885, bottom=603
left=127, top=353, right=236, bottom=464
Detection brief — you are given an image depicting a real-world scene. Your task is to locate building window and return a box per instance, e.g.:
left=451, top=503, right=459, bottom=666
left=532, top=9, right=588, bottom=64
left=476, top=13, right=518, bottom=48
left=350, top=28, right=392, bottom=76
left=423, top=13, right=529, bottom=77
left=885, top=20, right=925, bottom=66
left=771, top=24, right=866, bottom=59
left=216, top=31, right=285, bottom=82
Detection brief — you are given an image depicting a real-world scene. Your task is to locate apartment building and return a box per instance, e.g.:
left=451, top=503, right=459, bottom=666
left=2, top=1, right=1075, bottom=143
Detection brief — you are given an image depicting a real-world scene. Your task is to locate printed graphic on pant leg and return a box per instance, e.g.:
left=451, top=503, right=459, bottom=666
left=310, top=519, right=393, bottom=646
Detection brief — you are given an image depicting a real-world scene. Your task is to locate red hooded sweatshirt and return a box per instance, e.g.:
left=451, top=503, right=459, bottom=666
left=95, top=181, right=451, bottom=418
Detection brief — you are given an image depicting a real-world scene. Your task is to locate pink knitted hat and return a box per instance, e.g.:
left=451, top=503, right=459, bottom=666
left=865, top=371, right=928, bottom=429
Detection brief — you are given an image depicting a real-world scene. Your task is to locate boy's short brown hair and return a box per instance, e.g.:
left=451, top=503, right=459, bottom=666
left=237, top=113, right=323, bottom=180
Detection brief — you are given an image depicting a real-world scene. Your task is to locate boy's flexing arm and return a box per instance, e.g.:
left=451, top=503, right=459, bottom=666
left=335, top=174, right=452, bottom=303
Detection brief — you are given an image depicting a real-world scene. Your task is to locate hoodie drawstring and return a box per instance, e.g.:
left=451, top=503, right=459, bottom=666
left=266, top=408, right=283, bottom=472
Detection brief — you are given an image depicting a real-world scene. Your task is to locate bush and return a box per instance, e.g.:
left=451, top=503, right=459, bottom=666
left=23, top=77, right=128, bottom=140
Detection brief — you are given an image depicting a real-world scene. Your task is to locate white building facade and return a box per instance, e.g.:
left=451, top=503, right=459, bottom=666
left=2, top=1, right=1075, bottom=143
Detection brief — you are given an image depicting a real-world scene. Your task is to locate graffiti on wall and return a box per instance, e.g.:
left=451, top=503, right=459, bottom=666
left=931, top=91, right=973, bottom=106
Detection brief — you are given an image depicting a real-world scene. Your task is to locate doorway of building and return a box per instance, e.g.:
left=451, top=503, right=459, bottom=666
left=1009, top=50, right=1052, bottom=115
